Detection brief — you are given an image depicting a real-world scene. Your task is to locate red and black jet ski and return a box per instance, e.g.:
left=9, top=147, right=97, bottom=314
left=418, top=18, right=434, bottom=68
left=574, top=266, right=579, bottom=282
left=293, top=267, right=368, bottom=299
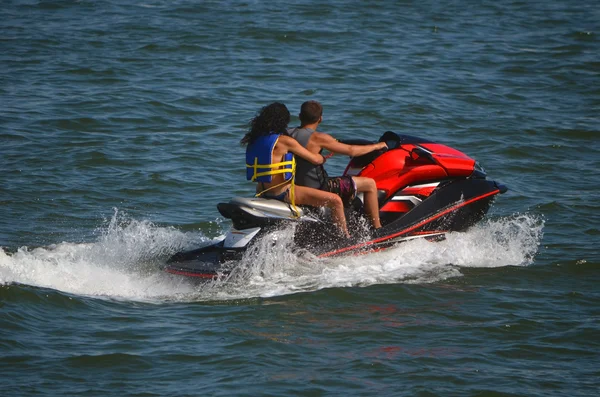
left=165, top=131, right=507, bottom=279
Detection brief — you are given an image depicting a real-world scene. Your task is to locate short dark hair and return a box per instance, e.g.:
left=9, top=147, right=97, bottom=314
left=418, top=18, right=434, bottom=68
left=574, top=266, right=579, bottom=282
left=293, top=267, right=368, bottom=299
left=299, top=101, right=323, bottom=125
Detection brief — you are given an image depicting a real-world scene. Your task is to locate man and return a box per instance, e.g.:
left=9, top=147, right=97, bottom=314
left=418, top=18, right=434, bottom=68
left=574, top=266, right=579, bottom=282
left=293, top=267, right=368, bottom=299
left=288, top=100, right=387, bottom=230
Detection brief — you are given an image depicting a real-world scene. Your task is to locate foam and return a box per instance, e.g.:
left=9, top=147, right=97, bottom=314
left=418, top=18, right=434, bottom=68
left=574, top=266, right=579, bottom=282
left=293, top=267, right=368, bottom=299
left=0, top=210, right=544, bottom=302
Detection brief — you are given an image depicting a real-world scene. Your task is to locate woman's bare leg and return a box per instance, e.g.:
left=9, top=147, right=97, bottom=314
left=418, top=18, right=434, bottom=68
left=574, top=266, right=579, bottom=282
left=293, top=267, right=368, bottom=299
left=292, top=185, right=349, bottom=237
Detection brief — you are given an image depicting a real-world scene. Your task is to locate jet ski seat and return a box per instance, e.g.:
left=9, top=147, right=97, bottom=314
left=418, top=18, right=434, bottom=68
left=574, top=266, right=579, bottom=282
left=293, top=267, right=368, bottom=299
left=229, top=197, right=307, bottom=218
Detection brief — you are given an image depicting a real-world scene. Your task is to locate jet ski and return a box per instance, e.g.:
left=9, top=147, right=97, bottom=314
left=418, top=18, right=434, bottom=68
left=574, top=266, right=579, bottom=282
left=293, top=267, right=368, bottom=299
left=165, top=131, right=507, bottom=279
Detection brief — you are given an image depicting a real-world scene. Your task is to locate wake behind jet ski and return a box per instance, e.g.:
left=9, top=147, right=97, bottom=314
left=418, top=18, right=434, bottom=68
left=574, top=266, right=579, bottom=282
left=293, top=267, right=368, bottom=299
left=165, top=131, right=507, bottom=280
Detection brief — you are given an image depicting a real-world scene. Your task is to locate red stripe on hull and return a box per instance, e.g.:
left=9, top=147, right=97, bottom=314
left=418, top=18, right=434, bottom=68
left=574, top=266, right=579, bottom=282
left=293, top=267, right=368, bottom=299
left=165, top=268, right=220, bottom=279
left=411, top=230, right=447, bottom=236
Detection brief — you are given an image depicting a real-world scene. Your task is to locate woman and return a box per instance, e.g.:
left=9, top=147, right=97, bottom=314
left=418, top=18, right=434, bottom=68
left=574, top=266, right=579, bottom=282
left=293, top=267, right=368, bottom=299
left=241, top=102, right=350, bottom=238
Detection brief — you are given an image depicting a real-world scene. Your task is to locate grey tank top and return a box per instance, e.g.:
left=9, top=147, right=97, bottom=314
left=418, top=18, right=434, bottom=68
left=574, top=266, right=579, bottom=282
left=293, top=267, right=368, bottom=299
left=287, top=127, right=328, bottom=189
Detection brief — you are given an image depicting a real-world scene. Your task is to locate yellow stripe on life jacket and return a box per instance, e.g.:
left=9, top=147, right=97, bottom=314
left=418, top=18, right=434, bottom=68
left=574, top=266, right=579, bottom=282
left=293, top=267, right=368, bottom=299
left=248, top=158, right=295, bottom=182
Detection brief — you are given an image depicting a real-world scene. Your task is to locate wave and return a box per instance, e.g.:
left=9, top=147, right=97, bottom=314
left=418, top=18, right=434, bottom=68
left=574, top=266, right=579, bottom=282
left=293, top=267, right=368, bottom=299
left=0, top=211, right=544, bottom=303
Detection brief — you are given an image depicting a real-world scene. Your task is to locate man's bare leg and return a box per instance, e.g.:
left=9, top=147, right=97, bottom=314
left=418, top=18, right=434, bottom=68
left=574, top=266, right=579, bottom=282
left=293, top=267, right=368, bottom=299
left=353, top=177, right=381, bottom=229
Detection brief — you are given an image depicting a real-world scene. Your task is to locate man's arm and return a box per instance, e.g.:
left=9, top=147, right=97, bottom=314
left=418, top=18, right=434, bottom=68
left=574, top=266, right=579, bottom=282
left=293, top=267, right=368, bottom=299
left=314, top=132, right=387, bottom=157
left=280, top=135, right=325, bottom=165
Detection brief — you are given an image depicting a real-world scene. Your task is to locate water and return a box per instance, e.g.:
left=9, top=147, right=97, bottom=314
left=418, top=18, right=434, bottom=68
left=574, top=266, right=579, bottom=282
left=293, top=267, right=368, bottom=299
left=1, top=0, right=599, bottom=395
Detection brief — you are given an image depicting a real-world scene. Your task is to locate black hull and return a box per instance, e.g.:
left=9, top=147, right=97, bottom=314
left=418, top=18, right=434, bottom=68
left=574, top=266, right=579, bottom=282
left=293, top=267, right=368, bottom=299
left=305, top=178, right=502, bottom=258
left=165, top=241, right=236, bottom=279
left=164, top=178, right=505, bottom=280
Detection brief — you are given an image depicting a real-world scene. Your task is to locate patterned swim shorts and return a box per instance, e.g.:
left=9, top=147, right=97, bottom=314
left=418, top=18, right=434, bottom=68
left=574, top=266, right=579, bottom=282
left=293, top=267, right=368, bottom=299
left=325, top=175, right=357, bottom=205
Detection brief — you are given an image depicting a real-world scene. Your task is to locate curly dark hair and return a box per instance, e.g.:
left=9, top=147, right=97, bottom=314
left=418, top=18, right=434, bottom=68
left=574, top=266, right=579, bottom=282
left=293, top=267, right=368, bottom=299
left=240, top=102, right=291, bottom=145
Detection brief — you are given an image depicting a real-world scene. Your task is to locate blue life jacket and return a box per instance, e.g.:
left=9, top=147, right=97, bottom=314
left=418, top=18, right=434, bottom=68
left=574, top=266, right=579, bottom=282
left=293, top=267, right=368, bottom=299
left=246, top=134, right=294, bottom=183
